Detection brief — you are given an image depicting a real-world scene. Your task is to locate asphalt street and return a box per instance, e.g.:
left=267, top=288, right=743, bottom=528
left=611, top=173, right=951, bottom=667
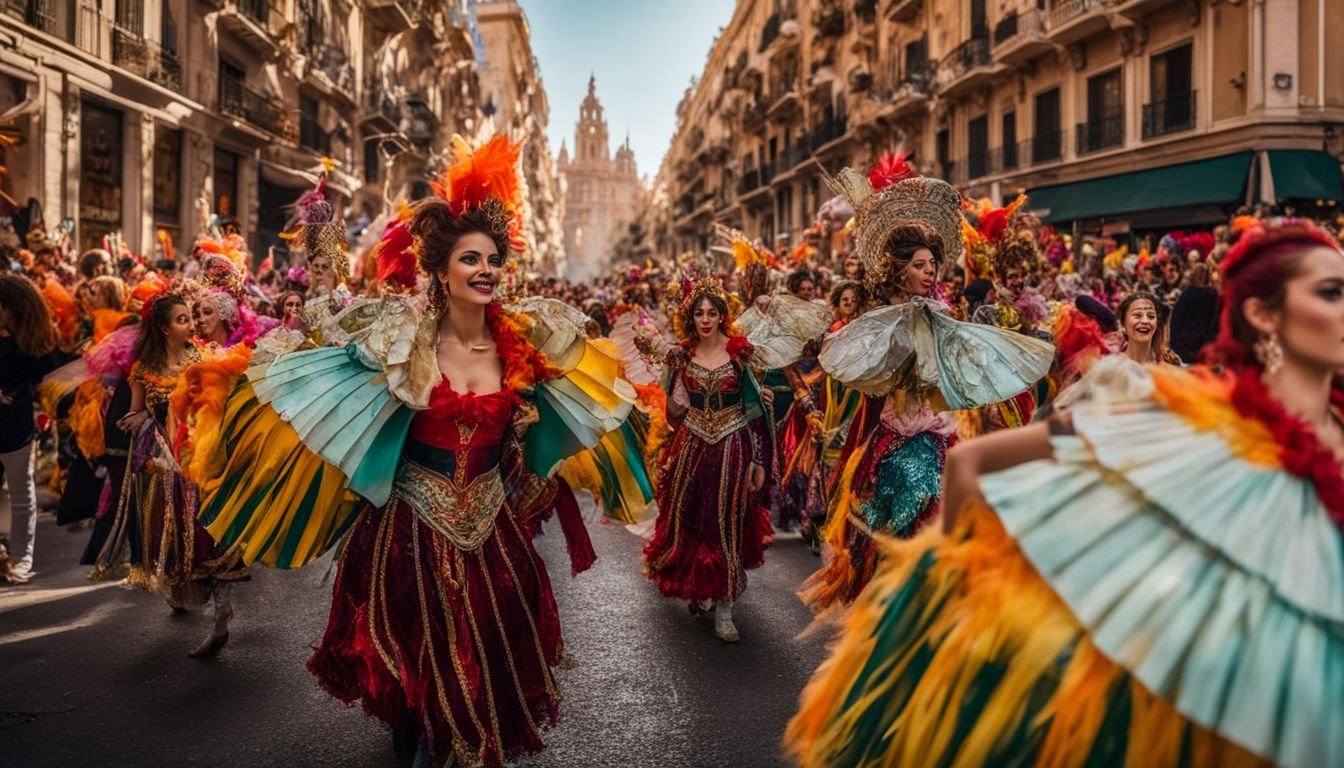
left=1, top=496, right=829, bottom=768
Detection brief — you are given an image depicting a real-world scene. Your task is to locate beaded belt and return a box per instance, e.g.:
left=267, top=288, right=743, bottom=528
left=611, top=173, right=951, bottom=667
left=683, top=403, right=749, bottom=444
left=390, top=459, right=505, bottom=551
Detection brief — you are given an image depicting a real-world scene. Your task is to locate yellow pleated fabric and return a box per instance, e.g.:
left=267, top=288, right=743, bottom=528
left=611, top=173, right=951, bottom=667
left=197, top=381, right=359, bottom=569
left=785, top=502, right=1274, bottom=768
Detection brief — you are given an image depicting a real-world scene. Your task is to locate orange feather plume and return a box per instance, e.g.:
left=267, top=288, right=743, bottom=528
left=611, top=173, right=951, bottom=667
left=429, top=135, right=527, bottom=253
left=40, top=278, right=79, bottom=344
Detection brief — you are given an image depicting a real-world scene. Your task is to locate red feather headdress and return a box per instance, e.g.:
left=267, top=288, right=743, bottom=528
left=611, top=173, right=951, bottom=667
left=867, top=152, right=918, bottom=194
left=376, top=135, right=527, bottom=292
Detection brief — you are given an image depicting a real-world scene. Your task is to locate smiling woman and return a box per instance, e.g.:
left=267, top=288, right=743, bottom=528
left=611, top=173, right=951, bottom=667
left=789, top=218, right=1344, bottom=768
left=184, top=135, right=634, bottom=768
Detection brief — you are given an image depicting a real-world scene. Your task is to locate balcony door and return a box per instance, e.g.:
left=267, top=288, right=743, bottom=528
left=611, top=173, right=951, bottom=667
left=968, top=115, right=988, bottom=179
left=970, top=0, right=987, bottom=39
left=1148, top=43, right=1194, bottom=136
left=1033, top=87, right=1061, bottom=162
left=1084, top=68, right=1123, bottom=153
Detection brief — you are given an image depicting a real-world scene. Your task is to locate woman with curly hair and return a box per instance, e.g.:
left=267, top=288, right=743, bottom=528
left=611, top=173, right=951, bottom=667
left=788, top=217, right=1344, bottom=768
left=0, top=274, right=58, bottom=582
left=643, top=281, right=775, bottom=642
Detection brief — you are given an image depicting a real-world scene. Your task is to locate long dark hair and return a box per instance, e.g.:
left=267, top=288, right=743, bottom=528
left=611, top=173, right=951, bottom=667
left=132, top=294, right=188, bottom=372
left=0, top=274, right=59, bottom=357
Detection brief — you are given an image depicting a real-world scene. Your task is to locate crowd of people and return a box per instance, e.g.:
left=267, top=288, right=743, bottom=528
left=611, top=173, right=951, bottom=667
left=1, top=137, right=1341, bottom=768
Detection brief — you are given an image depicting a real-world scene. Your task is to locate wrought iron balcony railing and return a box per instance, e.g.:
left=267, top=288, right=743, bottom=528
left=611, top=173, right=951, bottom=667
left=1024, top=130, right=1065, bottom=164
left=1141, top=90, right=1196, bottom=139
left=219, top=70, right=298, bottom=141
left=1076, top=114, right=1124, bottom=155
left=112, top=25, right=182, bottom=91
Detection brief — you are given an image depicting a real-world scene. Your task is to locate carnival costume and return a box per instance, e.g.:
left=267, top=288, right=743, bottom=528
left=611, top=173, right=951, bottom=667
left=787, top=222, right=1344, bottom=768
left=801, top=162, right=1054, bottom=616
left=180, top=136, right=632, bottom=767
left=640, top=256, right=824, bottom=640
left=91, top=309, right=243, bottom=610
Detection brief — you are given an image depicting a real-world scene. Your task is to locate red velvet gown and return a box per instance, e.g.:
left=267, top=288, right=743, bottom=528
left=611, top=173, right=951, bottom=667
left=308, top=381, right=564, bottom=768
left=644, top=357, right=773, bottom=601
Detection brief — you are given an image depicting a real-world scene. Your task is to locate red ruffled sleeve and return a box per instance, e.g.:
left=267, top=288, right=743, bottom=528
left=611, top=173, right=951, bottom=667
left=726, top=334, right=754, bottom=360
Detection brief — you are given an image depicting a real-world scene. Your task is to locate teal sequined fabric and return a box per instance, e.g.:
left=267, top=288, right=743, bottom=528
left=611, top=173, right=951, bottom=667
left=860, top=432, right=946, bottom=537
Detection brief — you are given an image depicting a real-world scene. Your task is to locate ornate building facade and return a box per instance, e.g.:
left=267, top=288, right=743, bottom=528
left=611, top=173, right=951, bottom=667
left=652, top=0, right=1344, bottom=258
left=557, top=76, right=642, bottom=282
left=0, top=0, right=484, bottom=264
left=474, top=0, right=564, bottom=275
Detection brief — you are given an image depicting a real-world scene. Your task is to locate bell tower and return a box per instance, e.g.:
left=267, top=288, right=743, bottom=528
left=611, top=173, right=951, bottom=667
left=574, top=75, right=610, bottom=165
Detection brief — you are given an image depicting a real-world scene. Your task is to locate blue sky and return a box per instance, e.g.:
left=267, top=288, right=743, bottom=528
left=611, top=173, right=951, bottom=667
left=519, top=0, right=736, bottom=181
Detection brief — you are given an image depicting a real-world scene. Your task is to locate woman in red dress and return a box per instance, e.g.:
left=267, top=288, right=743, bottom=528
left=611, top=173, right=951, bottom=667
left=643, top=278, right=774, bottom=642
left=307, top=199, right=569, bottom=767
left=190, top=138, right=630, bottom=767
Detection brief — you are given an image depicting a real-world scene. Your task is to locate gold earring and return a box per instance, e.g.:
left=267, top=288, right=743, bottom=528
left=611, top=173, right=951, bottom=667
left=1254, top=332, right=1284, bottom=374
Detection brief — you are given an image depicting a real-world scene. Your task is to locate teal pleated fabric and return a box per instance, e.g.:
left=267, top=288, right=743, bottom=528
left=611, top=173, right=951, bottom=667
left=981, top=392, right=1344, bottom=767
left=250, top=345, right=412, bottom=507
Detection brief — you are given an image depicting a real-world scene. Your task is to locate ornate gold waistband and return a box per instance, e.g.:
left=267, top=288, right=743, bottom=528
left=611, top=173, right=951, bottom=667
left=390, top=460, right=505, bottom=551
left=683, top=403, right=748, bottom=444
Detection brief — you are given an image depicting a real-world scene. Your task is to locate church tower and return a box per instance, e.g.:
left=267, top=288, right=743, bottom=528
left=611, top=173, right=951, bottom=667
left=574, top=76, right=610, bottom=165
left=558, top=76, right=642, bottom=282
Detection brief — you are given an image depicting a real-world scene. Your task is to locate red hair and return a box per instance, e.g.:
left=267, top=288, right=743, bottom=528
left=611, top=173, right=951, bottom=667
left=1204, top=219, right=1344, bottom=527
left=1208, top=219, right=1340, bottom=369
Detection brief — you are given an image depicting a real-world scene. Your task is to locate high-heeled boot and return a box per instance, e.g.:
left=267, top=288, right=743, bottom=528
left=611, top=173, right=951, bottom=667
left=189, top=583, right=233, bottom=657
left=713, top=599, right=740, bottom=643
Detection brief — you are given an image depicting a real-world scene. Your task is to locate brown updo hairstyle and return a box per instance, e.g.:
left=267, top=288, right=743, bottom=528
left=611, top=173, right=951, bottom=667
left=407, top=197, right=511, bottom=306
left=876, top=223, right=944, bottom=299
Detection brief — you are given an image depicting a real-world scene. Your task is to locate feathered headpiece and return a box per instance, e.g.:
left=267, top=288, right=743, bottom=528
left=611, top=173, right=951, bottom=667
left=867, top=152, right=918, bottom=193
left=1221, top=217, right=1339, bottom=276
left=960, top=194, right=1032, bottom=282
left=715, top=223, right=773, bottom=303
left=821, top=157, right=963, bottom=295
left=193, top=232, right=249, bottom=274
left=197, top=249, right=247, bottom=299
left=133, top=274, right=172, bottom=319
left=283, top=173, right=350, bottom=288
left=430, top=135, right=526, bottom=254
left=374, top=136, right=526, bottom=293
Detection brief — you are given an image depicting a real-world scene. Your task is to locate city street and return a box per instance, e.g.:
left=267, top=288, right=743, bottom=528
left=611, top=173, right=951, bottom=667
left=1, top=498, right=828, bottom=768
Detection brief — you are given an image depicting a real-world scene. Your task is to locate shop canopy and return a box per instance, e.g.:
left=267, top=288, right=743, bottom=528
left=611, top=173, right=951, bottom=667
left=1265, top=149, right=1344, bottom=202
left=1026, top=151, right=1253, bottom=224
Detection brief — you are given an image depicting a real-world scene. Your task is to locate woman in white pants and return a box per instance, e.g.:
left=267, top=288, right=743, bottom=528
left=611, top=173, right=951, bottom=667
left=0, top=274, right=58, bottom=583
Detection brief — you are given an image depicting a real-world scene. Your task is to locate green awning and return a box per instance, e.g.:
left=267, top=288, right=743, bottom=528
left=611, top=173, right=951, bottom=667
left=1026, top=151, right=1253, bottom=224
left=1268, top=149, right=1344, bottom=201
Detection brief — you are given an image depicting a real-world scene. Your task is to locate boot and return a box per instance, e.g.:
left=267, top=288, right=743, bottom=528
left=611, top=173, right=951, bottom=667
left=189, top=583, right=233, bottom=658
left=688, top=598, right=713, bottom=616
left=713, top=599, right=740, bottom=643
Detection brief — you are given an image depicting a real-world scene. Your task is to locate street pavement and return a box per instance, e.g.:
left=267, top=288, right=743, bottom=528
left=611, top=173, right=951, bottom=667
left=1, top=496, right=829, bottom=768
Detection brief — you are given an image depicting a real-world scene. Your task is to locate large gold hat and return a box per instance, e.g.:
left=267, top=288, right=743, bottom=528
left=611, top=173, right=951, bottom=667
left=824, top=167, right=964, bottom=286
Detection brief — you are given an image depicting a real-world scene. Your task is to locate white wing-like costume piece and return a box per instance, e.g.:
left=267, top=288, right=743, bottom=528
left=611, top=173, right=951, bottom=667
left=818, top=297, right=1054, bottom=408
left=737, top=294, right=833, bottom=369
left=609, top=310, right=663, bottom=386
